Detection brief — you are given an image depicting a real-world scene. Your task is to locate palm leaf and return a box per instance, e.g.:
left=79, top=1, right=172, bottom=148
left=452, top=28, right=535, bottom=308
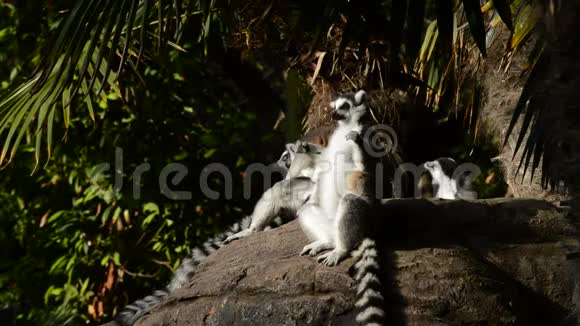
left=503, top=51, right=546, bottom=152
left=504, top=50, right=549, bottom=184
left=511, top=4, right=541, bottom=50
left=462, top=0, right=487, bottom=57
left=492, top=0, right=514, bottom=31
left=0, top=0, right=184, bottom=167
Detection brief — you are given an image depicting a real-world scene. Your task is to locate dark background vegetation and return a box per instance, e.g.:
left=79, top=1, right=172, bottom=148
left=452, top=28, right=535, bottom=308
left=0, top=0, right=555, bottom=324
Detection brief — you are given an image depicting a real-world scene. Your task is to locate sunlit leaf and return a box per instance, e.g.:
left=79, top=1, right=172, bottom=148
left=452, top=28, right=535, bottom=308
left=492, top=0, right=514, bottom=31
left=143, top=202, right=160, bottom=214
left=427, top=28, right=439, bottom=62
left=419, top=21, right=438, bottom=63
left=511, top=4, right=541, bottom=49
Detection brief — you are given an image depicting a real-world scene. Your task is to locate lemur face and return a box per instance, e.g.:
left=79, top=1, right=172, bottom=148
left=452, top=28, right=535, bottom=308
left=277, top=141, right=323, bottom=172
left=277, top=142, right=311, bottom=170
left=424, top=160, right=443, bottom=179
left=424, top=157, right=458, bottom=181
left=329, top=90, right=368, bottom=124
left=277, top=144, right=295, bottom=170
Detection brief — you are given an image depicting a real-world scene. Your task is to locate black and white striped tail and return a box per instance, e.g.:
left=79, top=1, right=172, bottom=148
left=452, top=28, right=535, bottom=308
left=116, top=288, right=169, bottom=326
left=116, top=215, right=286, bottom=325
left=352, top=239, right=384, bottom=326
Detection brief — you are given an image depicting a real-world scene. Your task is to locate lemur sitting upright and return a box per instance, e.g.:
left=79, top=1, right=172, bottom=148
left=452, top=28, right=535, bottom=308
left=298, top=90, right=386, bottom=325
left=116, top=139, right=323, bottom=326
left=421, top=157, right=478, bottom=200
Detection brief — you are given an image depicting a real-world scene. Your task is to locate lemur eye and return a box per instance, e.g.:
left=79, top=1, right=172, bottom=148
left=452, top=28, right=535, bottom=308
left=282, top=154, right=288, bottom=161
left=338, top=102, right=349, bottom=111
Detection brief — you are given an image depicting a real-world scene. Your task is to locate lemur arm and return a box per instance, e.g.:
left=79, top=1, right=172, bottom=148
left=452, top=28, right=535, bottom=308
left=346, top=131, right=366, bottom=172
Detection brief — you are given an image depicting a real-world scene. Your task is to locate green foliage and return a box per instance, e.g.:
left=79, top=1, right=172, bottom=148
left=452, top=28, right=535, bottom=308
left=0, top=0, right=283, bottom=324
left=0, top=0, right=548, bottom=324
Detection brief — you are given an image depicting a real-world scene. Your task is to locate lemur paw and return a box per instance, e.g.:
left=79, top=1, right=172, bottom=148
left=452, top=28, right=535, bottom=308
left=300, top=241, right=332, bottom=256
left=346, top=131, right=360, bottom=142
left=224, top=229, right=253, bottom=244
left=295, top=141, right=310, bottom=153
left=317, top=249, right=348, bottom=266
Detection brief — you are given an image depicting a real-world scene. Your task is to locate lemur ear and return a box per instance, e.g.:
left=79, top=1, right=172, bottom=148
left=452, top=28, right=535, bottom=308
left=329, top=100, right=336, bottom=109
left=354, top=90, right=367, bottom=105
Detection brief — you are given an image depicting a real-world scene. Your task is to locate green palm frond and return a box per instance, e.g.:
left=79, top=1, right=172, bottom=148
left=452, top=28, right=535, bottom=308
left=0, top=0, right=547, bottom=173
left=502, top=2, right=565, bottom=188
left=503, top=49, right=552, bottom=187
left=0, top=0, right=185, bottom=169
left=412, top=0, right=548, bottom=150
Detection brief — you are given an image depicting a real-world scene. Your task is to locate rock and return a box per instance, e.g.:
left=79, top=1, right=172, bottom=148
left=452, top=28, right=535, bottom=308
left=128, top=199, right=578, bottom=326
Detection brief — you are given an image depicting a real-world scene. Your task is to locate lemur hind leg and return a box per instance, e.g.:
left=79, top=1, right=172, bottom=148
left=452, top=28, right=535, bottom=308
left=298, top=203, right=335, bottom=256
left=318, top=193, right=369, bottom=266
left=223, top=187, right=278, bottom=244
left=225, top=177, right=313, bottom=244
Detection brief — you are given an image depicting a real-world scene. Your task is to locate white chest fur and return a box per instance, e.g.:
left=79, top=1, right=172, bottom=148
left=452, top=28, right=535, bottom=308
left=433, top=174, right=458, bottom=199
left=317, top=122, right=362, bottom=219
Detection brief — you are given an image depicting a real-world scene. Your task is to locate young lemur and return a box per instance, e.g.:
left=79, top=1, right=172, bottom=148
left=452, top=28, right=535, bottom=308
left=298, top=90, right=386, bottom=326
left=116, top=139, right=323, bottom=326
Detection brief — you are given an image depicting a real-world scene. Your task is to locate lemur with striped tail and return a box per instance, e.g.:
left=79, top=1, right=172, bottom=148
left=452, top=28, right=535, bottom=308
left=222, top=140, right=324, bottom=243
left=115, top=215, right=257, bottom=325
left=422, top=157, right=478, bottom=200
left=116, top=139, right=322, bottom=325
left=298, top=90, right=386, bottom=326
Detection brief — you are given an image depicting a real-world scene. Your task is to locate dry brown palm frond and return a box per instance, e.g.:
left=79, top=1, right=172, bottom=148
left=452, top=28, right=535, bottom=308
left=302, top=79, right=335, bottom=133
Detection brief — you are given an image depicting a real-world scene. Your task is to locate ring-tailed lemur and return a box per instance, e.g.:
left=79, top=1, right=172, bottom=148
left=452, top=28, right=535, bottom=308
left=276, top=125, right=334, bottom=174
left=224, top=140, right=323, bottom=243
left=297, top=90, right=386, bottom=325
left=116, top=140, right=321, bottom=326
left=422, top=157, right=477, bottom=200
left=277, top=141, right=324, bottom=180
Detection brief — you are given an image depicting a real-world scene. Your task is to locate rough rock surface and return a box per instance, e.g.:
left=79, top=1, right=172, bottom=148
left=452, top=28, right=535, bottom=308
left=118, top=199, right=578, bottom=326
